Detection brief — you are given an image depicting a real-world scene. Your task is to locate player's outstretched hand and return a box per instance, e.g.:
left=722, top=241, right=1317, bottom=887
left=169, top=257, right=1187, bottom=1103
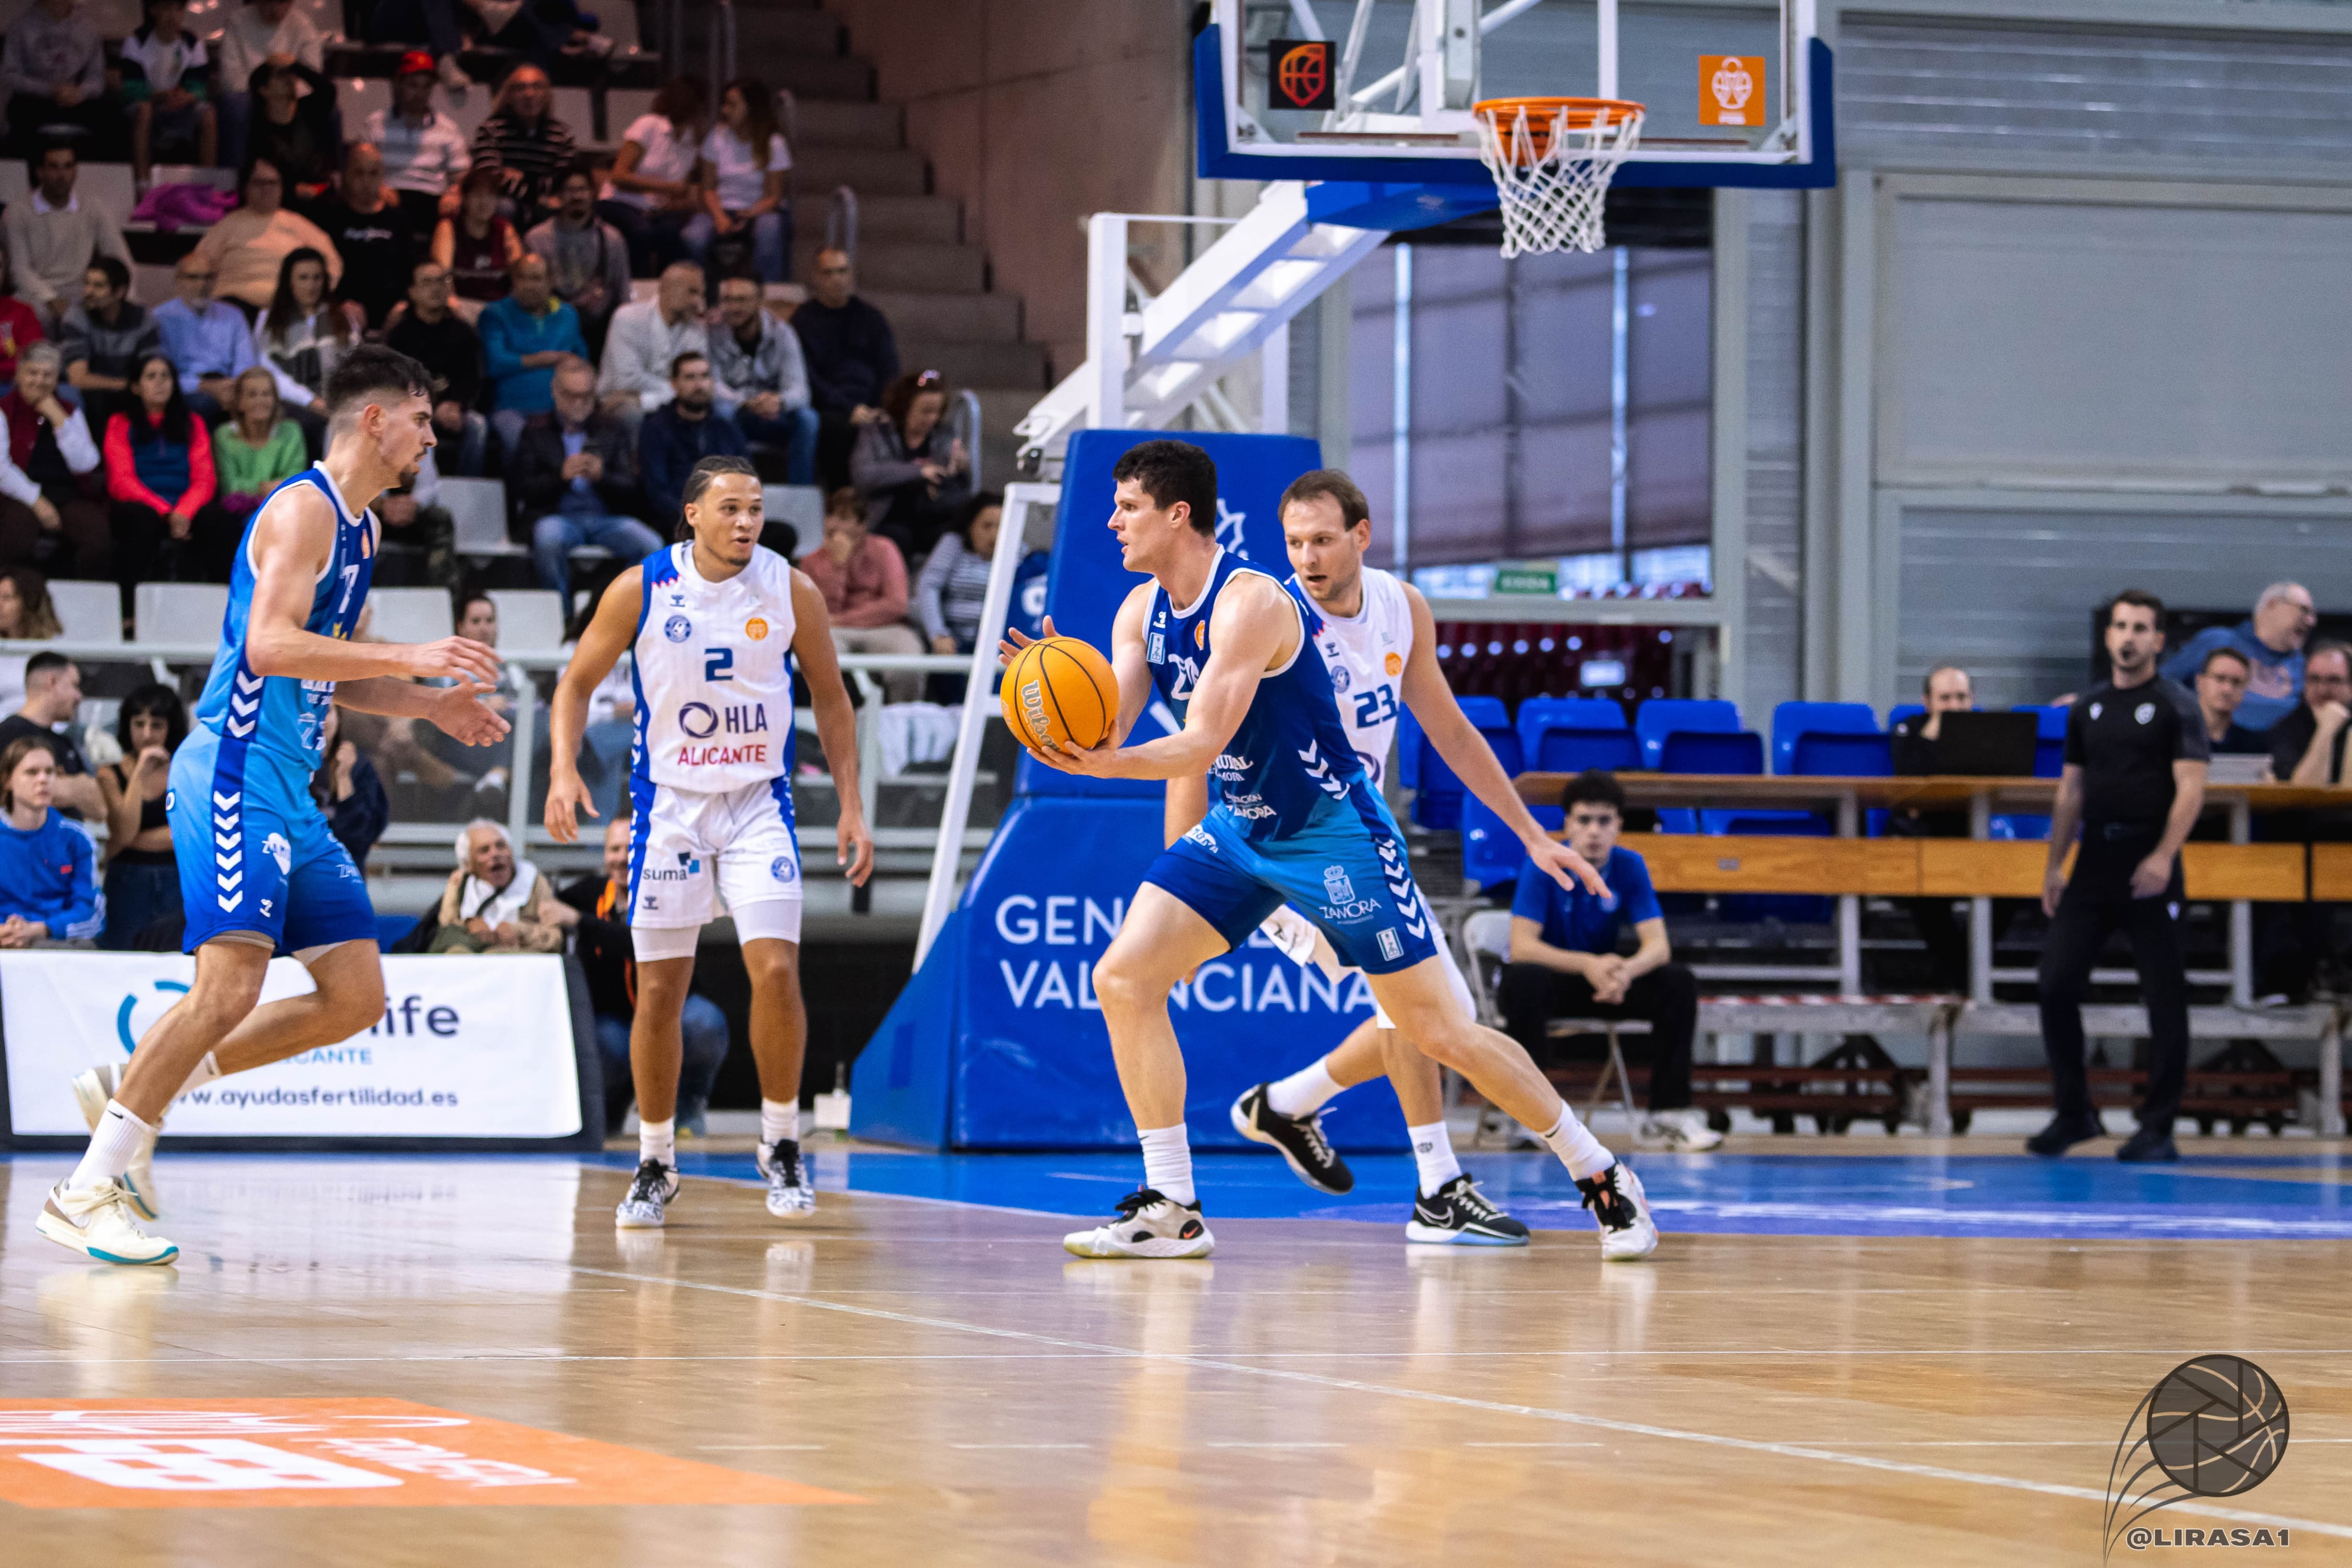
left=544, top=768, right=596, bottom=845
left=404, top=635, right=505, bottom=687
left=837, top=809, right=874, bottom=887
left=426, top=677, right=513, bottom=748
left=997, top=614, right=1057, bottom=668
left=1527, top=836, right=1609, bottom=898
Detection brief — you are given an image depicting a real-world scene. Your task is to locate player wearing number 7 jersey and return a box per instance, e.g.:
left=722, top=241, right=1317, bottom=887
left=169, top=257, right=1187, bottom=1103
left=546, top=456, right=874, bottom=1233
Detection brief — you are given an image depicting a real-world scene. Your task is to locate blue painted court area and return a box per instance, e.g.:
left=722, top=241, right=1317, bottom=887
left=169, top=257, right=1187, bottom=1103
left=611, top=1146, right=2352, bottom=1242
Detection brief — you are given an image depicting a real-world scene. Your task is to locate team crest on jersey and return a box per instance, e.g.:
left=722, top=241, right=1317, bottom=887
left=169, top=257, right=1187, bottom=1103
left=771, top=855, right=796, bottom=883
left=665, top=615, right=691, bottom=641
left=746, top=617, right=769, bottom=641
left=1323, top=865, right=1356, bottom=904
left=1385, top=651, right=1403, bottom=676
left=1327, top=655, right=1351, bottom=694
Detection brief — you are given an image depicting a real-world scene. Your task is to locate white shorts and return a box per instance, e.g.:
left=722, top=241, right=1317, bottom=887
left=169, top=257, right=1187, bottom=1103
left=628, top=776, right=803, bottom=958
left=1271, top=904, right=1476, bottom=1030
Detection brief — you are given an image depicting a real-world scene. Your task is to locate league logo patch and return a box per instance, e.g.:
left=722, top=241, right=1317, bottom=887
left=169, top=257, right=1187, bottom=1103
left=1195, top=623, right=1206, bottom=649
left=1385, top=652, right=1403, bottom=676
left=771, top=855, right=797, bottom=883
left=1376, top=928, right=1403, bottom=962
left=747, top=617, right=769, bottom=641
left=2136, top=702, right=2156, bottom=724
left=665, top=615, right=692, bottom=642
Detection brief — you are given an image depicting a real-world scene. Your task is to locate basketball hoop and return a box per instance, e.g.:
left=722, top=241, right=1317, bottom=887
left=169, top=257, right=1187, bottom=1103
left=1472, top=97, right=1645, bottom=257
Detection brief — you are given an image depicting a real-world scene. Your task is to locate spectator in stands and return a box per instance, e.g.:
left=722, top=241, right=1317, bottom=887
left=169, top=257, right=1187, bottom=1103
left=527, top=163, right=629, bottom=359
left=0, top=734, right=95, bottom=945
left=917, top=491, right=1000, bottom=658
left=708, top=273, right=815, bottom=485
left=245, top=58, right=338, bottom=199
left=561, top=812, right=728, bottom=1138
left=367, top=53, right=469, bottom=235
left=2161, top=581, right=2314, bottom=734
left=121, top=0, right=215, bottom=192
left=430, top=818, right=574, bottom=953
left=252, top=247, right=354, bottom=452
left=0, top=236, right=44, bottom=388
left=212, top=365, right=303, bottom=527
left=386, top=259, right=486, bottom=476
left=95, top=681, right=184, bottom=948
left=4, top=142, right=127, bottom=324
left=0, top=342, right=102, bottom=578
left=793, top=247, right=898, bottom=487
left=434, top=164, right=523, bottom=321
left=312, top=704, right=387, bottom=870
left=0, top=650, right=99, bottom=818
left=1498, top=769, right=1716, bottom=1153
left=0, top=0, right=106, bottom=156
left=470, top=64, right=575, bottom=230
left=516, top=356, right=658, bottom=609
left=479, top=253, right=587, bottom=453
left=213, top=0, right=324, bottom=170
left=598, top=76, right=704, bottom=279
left=597, top=261, right=705, bottom=438
left=2196, top=646, right=2272, bottom=757
left=376, top=443, right=454, bottom=586
left=803, top=485, right=921, bottom=704
left=684, top=76, right=791, bottom=286
left=414, top=589, right=516, bottom=807
left=314, top=144, right=416, bottom=332
left=0, top=566, right=59, bottom=715
left=106, top=352, right=235, bottom=587
left=637, top=351, right=747, bottom=529
left=852, top=368, right=969, bottom=557
left=2270, top=640, right=2352, bottom=788
left=194, top=157, right=342, bottom=313
left=152, top=255, right=254, bottom=423
left=1885, top=662, right=1980, bottom=994
left=61, top=258, right=162, bottom=431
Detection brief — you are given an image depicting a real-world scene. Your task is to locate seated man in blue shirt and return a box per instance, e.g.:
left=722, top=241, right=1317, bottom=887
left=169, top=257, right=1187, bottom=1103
left=1500, top=768, right=1714, bottom=1152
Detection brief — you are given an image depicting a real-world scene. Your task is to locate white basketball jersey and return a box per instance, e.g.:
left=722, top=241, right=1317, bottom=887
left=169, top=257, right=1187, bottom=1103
left=633, top=542, right=798, bottom=793
left=1306, top=565, right=1413, bottom=786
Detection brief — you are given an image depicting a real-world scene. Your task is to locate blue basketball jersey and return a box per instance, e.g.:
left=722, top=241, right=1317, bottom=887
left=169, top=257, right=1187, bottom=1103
left=1143, top=547, right=1371, bottom=841
left=189, top=464, right=378, bottom=803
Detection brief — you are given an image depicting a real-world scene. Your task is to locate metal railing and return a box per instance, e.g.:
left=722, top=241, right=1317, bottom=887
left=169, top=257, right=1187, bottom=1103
left=825, top=184, right=859, bottom=267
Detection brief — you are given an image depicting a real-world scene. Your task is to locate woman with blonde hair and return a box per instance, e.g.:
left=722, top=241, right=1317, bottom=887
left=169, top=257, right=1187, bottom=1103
left=212, top=365, right=305, bottom=525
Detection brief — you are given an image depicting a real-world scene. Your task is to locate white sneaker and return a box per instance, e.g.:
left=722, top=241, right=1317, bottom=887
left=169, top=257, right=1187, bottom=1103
left=72, top=1065, right=160, bottom=1220
left=757, top=1138, right=815, bottom=1219
left=1063, top=1189, right=1214, bottom=1259
left=1574, top=1161, right=1660, bottom=1261
left=1635, top=1108, right=1724, bottom=1153
left=37, top=1180, right=178, bottom=1266
left=614, top=1159, right=678, bottom=1229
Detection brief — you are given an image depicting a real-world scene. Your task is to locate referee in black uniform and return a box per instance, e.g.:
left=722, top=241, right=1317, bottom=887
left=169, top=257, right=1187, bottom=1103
left=2032, top=589, right=2209, bottom=1162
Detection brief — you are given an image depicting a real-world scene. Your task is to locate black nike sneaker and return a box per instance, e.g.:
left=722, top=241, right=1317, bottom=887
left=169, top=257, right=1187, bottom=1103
left=1062, top=1188, right=1215, bottom=1258
left=1229, top=1082, right=1354, bottom=1194
left=1404, top=1174, right=1530, bottom=1247
left=1575, top=1161, right=1659, bottom=1260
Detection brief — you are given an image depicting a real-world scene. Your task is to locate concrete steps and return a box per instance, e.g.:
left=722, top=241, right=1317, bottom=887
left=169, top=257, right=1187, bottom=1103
left=895, top=340, right=1051, bottom=393
left=731, top=8, right=847, bottom=55
left=793, top=144, right=929, bottom=197
left=842, top=195, right=961, bottom=245
left=864, top=290, right=1020, bottom=344
left=793, top=99, right=904, bottom=149
left=795, top=237, right=979, bottom=294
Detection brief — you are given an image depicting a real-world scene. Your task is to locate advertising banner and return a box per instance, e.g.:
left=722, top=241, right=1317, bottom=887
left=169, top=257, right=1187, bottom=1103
left=1, top=953, right=584, bottom=1141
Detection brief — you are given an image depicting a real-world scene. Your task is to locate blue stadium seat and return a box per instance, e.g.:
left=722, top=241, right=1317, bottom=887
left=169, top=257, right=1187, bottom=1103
left=1888, top=703, right=1926, bottom=729
left=1518, top=696, right=1637, bottom=775
left=1635, top=699, right=1763, bottom=773
left=1772, top=701, right=1888, bottom=776
left=1407, top=694, right=1518, bottom=828
left=2016, top=704, right=2069, bottom=778
left=1461, top=799, right=1564, bottom=889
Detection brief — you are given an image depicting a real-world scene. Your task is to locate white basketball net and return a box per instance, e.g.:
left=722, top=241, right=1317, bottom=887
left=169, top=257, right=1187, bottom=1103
left=1474, top=102, right=1645, bottom=257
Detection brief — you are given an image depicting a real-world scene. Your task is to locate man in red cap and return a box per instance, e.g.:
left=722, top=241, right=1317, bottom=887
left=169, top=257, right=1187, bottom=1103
left=365, top=51, right=470, bottom=234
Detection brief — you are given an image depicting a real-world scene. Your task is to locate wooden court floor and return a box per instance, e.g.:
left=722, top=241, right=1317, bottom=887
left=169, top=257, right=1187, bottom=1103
left=3, top=1151, right=2351, bottom=1566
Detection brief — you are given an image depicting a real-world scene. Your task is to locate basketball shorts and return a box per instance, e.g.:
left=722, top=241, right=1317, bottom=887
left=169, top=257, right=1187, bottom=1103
left=1144, top=791, right=1440, bottom=976
left=170, top=730, right=376, bottom=957
left=1263, top=904, right=1475, bottom=1028
left=628, top=774, right=803, bottom=956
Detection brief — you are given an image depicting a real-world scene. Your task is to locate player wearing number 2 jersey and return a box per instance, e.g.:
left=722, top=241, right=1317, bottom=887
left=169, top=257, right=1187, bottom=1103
left=547, top=456, right=874, bottom=1232
left=1015, top=442, right=1655, bottom=1263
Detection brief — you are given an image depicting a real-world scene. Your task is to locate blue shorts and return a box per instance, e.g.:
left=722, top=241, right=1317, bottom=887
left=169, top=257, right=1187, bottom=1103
left=1143, top=790, right=1440, bottom=975
left=169, top=730, right=377, bottom=956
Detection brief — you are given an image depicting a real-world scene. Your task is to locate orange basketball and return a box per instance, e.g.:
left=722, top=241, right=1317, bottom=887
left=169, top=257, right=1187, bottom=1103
left=1001, top=637, right=1119, bottom=756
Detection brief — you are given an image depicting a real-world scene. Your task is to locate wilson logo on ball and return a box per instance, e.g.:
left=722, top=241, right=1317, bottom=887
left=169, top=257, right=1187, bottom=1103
left=1000, top=637, right=1118, bottom=757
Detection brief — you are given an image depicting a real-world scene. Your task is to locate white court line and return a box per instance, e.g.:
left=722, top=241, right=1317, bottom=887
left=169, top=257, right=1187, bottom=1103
left=949, top=1443, right=1092, bottom=1451
left=570, top=1264, right=2352, bottom=1543
left=697, top=1444, right=828, bottom=1451
left=1466, top=1441, right=1605, bottom=1448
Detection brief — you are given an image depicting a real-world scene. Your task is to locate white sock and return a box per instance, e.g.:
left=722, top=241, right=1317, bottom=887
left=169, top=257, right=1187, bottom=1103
left=1541, top=1103, right=1616, bottom=1182
left=1407, top=1121, right=1463, bottom=1194
left=1266, top=1059, right=1343, bottom=1119
left=761, top=1098, right=798, bottom=1147
left=175, top=1052, right=221, bottom=1100
left=69, top=1101, right=153, bottom=1193
left=1137, top=1122, right=1195, bottom=1207
left=638, top=1117, right=675, bottom=1171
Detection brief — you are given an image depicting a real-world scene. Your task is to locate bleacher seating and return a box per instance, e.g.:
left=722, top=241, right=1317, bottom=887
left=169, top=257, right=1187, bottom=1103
left=1517, top=695, right=1638, bottom=774
left=488, top=589, right=566, bottom=653
left=1407, top=694, right=1516, bottom=829
left=763, top=485, right=825, bottom=552
left=444, top=478, right=524, bottom=562
left=1635, top=699, right=1762, bottom=775
left=49, top=581, right=120, bottom=644
left=2018, top=704, right=2068, bottom=778
left=134, top=583, right=228, bottom=645
left=1773, top=701, right=1891, bottom=777
left=367, top=588, right=456, bottom=646
left=1460, top=796, right=1561, bottom=890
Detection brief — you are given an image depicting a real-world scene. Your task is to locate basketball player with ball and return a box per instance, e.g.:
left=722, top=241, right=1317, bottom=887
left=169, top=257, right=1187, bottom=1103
left=1002, top=439, right=1659, bottom=1261
left=546, top=455, right=874, bottom=1230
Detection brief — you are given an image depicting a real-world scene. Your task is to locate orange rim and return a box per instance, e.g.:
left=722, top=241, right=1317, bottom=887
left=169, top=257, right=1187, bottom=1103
left=1474, top=96, right=1645, bottom=162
